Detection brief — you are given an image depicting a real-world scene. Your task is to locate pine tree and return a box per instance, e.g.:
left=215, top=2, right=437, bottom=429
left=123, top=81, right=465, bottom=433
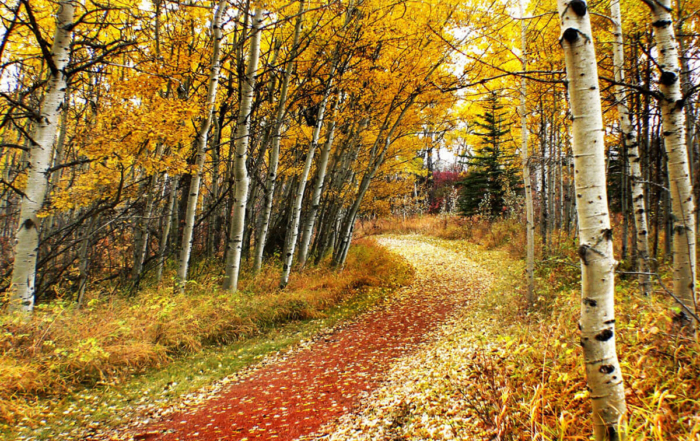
left=458, top=92, right=519, bottom=217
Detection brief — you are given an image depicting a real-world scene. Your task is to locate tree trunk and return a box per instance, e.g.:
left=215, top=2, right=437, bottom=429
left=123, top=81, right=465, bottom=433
left=133, top=143, right=165, bottom=284
left=519, top=0, right=535, bottom=305
left=157, top=175, right=178, bottom=284
left=176, top=0, right=228, bottom=292
left=611, top=0, right=652, bottom=295
left=9, top=0, right=75, bottom=314
left=223, top=7, right=263, bottom=292
left=298, top=94, right=340, bottom=268
left=279, top=66, right=337, bottom=288
left=643, top=0, right=697, bottom=330
left=251, top=7, right=302, bottom=274
left=557, top=1, right=627, bottom=438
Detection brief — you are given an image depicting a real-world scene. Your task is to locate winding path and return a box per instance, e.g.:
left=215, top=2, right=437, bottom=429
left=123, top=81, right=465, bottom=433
left=127, top=236, right=486, bottom=441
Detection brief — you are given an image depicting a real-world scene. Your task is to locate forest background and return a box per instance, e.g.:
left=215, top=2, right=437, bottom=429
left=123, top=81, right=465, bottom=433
left=0, top=0, right=699, bottom=438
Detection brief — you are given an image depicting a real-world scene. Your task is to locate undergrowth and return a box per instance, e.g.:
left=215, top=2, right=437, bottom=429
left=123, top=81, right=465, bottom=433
left=366, top=215, right=700, bottom=439
left=0, top=238, right=413, bottom=431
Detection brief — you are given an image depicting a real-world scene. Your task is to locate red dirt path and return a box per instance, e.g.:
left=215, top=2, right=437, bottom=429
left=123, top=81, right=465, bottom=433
left=127, top=242, right=471, bottom=441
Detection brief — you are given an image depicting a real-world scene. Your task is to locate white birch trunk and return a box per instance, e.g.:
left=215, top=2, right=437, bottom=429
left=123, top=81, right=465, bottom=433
left=157, top=175, right=178, bottom=284
left=223, top=7, right=263, bottom=292
left=644, top=0, right=697, bottom=329
left=519, top=0, right=535, bottom=304
left=133, top=143, right=165, bottom=283
left=252, top=2, right=304, bottom=275
left=298, top=94, right=340, bottom=268
left=279, top=66, right=337, bottom=288
left=557, top=0, right=627, bottom=437
left=333, top=97, right=415, bottom=269
left=611, top=0, right=652, bottom=296
left=176, top=0, right=228, bottom=292
left=9, top=0, right=75, bottom=314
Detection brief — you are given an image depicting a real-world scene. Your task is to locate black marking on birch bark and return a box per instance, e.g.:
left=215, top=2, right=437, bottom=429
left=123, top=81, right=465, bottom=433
left=602, top=228, right=613, bottom=241
left=562, top=28, right=581, bottom=44
left=604, top=319, right=616, bottom=324
left=659, top=71, right=678, bottom=86
left=23, top=218, right=35, bottom=230
left=583, top=298, right=597, bottom=307
left=599, top=364, right=615, bottom=374
left=652, top=19, right=672, bottom=27
left=569, top=0, right=588, bottom=16
left=578, top=244, right=590, bottom=265
left=607, top=426, right=620, bottom=441
left=674, top=225, right=689, bottom=234
left=595, top=329, right=614, bottom=341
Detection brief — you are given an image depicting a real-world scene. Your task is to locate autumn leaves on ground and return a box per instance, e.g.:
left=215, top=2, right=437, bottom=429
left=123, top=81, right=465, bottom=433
left=2, top=217, right=698, bottom=440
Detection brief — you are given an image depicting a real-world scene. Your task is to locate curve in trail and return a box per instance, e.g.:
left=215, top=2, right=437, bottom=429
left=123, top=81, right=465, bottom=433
left=128, top=236, right=487, bottom=441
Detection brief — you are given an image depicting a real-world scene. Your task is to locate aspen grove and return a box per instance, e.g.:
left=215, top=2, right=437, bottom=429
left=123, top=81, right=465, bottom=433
left=1, top=0, right=699, bottom=439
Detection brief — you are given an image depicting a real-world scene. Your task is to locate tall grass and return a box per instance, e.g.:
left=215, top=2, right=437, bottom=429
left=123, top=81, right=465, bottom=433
left=0, top=239, right=412, bottom=424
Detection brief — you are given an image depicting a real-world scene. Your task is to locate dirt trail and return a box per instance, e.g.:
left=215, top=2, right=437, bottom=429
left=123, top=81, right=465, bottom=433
left=125, top=236, right=486, bottom=441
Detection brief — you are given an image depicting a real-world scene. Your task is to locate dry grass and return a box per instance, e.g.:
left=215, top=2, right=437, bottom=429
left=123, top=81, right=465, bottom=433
left=0, top=239, right=412, bottom=425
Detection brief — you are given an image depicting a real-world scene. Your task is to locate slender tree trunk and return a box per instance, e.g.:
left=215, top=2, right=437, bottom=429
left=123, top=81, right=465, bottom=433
left=557, top=1, right=627, bottom=438
left=519, top=0, right=535, bottom=305
left=298, top=94, right=340, bottom=268
left=76, top=214, right=97, bottom=307
left=176, top=0, right=228, bottom=292
left=611, top=0, right=652, bottom=295
left=643, top=0, right=697, bottom=330
left=9, top=0, right=75, bottom=314
left=207, top=112, right=222, bottom=257
left=47, top=92, right=70, bottom=232
left=223, top=8, right=263, bottom=292
left=133, top=143, right=165, bottom=284
left=279, top=67, right=338, bottom=288
left=334, top=97, right=416, bottom=268
left=157, top=175, right=178, bottom=284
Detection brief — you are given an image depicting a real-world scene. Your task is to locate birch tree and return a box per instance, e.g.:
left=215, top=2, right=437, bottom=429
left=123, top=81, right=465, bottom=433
left=298, top=94, right=340, bottom=268
left=223, top=7, right=263, bottom=292
left=9, top=0, right=75, bottom=314
left=279, top=60, right=338, bottom=288
left=557, top=0, right=627, bottom=437
left=253, top=2, right=304, bottom=275
left=519, top=0, right=535, bottom=304
left=610, top=0, right=652, bottom=296
left=642, top=0, right=697, bottom=330
left=176, top=0, right=228, bottom=292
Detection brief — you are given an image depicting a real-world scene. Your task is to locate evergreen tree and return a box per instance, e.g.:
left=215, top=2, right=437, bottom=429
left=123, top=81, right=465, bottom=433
left=458, top=92, right=519, bottom=217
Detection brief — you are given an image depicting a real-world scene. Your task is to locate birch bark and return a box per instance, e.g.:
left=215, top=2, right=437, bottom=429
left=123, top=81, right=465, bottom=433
left=643, top=0, right=697, bottom=330
left=176, top=0, right=228, bottom=292
left=9, top=0, right=75, bottom=314
left=557, top=0, right=627, bottom=437
left=223, top=7, right=263, bottom=292
left=279, top=64, right=337, bottom=288
left=297, top=94, right=340, bottom=268
left=611, top=0, right=652, bottom=296
left=519, top=0, right=535, bottom=304
left=157, top=175, right=178, bottom=284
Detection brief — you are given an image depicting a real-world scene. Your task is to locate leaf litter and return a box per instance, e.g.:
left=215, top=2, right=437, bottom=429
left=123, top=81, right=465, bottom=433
left=96, top=235, right=492, bottom=441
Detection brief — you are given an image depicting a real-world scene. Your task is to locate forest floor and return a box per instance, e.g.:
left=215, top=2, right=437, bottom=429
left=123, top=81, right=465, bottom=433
left=98, top=235, right=494, bottom=441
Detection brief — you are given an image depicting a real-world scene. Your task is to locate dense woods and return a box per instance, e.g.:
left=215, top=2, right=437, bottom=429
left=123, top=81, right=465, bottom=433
left=1, top=0, right=700, bottom=438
